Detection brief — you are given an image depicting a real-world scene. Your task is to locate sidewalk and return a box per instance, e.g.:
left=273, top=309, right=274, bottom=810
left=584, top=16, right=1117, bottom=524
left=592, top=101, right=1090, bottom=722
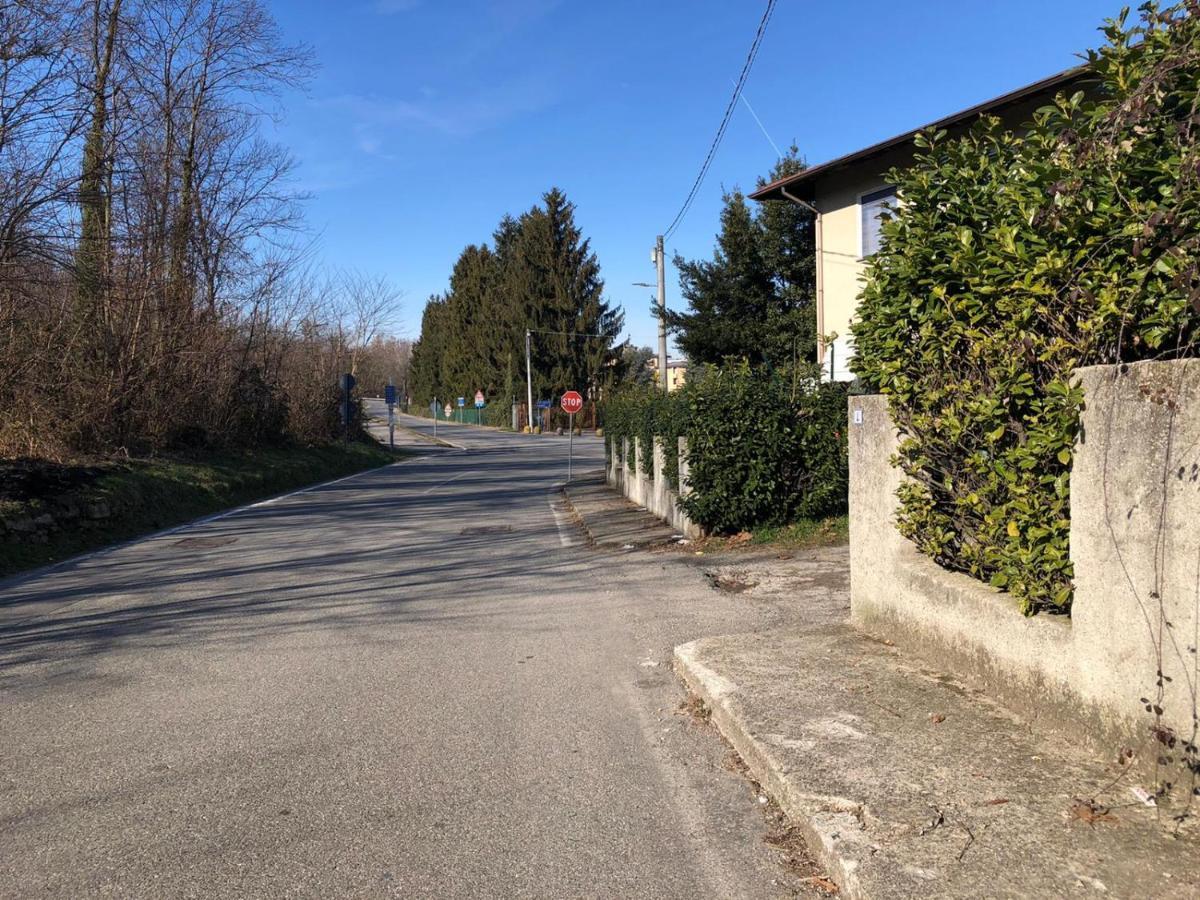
left=562, top=472, right=680, bottom=549
left=566, top=478, right=1200, bottom=899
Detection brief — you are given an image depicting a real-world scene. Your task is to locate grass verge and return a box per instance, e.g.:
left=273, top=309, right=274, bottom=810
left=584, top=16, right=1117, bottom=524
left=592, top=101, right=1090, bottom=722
left=0, top=437, right=406, bottom=578
left=749, top=515, right=848, bottom=550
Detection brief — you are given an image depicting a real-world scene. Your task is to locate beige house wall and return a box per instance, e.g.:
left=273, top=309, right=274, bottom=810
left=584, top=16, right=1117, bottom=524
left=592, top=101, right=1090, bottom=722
left=811, top=144, right=913, bottom=377
left=804, top=91, right=1074, bottom=378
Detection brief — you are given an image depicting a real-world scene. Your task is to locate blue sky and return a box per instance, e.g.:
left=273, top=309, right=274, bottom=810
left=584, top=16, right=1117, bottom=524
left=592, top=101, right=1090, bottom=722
left=266, top=0, right=1117, bottom=349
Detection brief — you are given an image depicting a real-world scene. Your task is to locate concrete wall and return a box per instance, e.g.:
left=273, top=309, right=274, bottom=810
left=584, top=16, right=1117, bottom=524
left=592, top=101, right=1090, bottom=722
left=849, top=360, right=1200, bottom=781
left=606, top=436, right=701, bottom=538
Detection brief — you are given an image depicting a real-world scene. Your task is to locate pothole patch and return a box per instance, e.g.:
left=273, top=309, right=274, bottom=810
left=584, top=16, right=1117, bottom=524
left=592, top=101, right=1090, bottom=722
left=705, top=569, right=758, bottom=594
left=460, top=525, right=513, bottom=535
left=173, top=535, right=237, bottom=549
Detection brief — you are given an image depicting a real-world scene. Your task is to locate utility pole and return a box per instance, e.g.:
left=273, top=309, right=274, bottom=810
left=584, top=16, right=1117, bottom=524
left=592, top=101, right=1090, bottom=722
left=654, top=235, right=668, bottom=393
left=525, top=328, right=534, bottom=432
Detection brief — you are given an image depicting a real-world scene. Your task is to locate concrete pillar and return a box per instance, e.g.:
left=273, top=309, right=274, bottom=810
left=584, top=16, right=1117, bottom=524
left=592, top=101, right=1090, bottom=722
left=632, top=437, right=643, bottom=507
left=677, top=437, right=690, bottom=497
left=1070, top=360, right=1200, bottom=751
left=848, top=395, right=906, bottom=628
left=652, top=436, right=667, bottom=518
left=621, top=437, right=630, bottom=496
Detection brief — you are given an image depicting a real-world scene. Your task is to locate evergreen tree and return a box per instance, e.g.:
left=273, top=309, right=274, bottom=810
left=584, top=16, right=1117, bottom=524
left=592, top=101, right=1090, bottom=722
left=408, top=295, right=451, bottom=404
left=663, top=148, right=816, bottom=371
left=406, top=188, right=624, bottom=410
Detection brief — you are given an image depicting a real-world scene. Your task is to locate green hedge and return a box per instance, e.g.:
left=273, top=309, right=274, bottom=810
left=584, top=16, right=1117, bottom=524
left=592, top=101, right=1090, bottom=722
left=605, top=364, right=848, bottom=533
left=852, top=3, right=1200, bottom=614
left=604, top=386, right=686, bottom=484
left=680, top=365, right=847, bottom=532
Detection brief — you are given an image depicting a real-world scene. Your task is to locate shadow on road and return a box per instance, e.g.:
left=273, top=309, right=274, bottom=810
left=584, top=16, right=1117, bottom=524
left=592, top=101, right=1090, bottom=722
left=0, top=445, right=604, bottom=686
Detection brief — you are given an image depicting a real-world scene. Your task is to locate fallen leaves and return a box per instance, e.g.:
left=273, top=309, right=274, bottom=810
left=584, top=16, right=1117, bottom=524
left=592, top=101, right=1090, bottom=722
left=803, top=874, right=840, bottom=894
left=1070, top=799, right=1118, bottom=826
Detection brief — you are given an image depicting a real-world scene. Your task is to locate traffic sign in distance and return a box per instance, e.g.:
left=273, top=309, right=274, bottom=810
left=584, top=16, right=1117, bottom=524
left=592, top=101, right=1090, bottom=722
left=384, top=384, right=396, bottom=406
left=561, top=390, right=584, bottom=415
left=474, top=390, right=485, bottom=408
left=444, top=403, right=452, bottom=417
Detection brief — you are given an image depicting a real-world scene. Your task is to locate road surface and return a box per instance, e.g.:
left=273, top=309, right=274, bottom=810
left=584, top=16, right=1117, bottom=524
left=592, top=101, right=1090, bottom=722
left=0, top=412, right=806, bottom=898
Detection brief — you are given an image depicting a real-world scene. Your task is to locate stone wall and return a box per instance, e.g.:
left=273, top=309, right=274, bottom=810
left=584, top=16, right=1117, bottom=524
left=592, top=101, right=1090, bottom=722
left=606, top=436, right=701, bottom=538
left=1, top=498, right=113, bottom=545
left=850, top=359, right=1200, bottom=781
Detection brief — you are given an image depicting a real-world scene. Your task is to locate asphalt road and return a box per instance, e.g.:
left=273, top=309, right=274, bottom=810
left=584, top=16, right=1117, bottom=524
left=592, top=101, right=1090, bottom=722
left=0, top=411, right=808, bottom=898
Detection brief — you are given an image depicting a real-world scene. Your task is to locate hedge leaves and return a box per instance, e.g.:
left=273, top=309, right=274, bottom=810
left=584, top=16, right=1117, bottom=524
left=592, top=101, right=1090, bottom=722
left=852, top=2, right=1200, bottom=614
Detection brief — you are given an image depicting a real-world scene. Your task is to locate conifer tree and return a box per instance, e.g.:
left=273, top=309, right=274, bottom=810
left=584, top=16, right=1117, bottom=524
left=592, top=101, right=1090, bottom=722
left=663, top=148, right=816, bottom=371
left=407, top=188, right=623, bottom=409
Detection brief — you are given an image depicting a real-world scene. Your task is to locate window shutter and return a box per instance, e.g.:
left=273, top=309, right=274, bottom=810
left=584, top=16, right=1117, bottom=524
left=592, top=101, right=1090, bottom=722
left=861, top=187, right=896, bottom=257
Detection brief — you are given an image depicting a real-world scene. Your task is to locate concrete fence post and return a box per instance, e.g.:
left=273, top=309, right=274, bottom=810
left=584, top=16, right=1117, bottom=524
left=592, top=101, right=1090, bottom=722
left=632, top=437, right=643, bottom=507
left=621, top=437, right=630, bottom=496
left=677, top=437, right=690, bottom=497
left=652, top=436, right=667, bottom=519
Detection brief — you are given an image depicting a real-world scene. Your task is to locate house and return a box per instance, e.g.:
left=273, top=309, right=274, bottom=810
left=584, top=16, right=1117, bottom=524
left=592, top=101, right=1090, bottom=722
left=750, top=67, right=1093, bottom=380
left=644, top=357, right=688, bottom=392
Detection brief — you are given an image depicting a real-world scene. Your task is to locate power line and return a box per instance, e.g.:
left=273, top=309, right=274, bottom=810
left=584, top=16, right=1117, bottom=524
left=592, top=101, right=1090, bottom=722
left=662, top=0, right=778, bottom=242
left=734, top=81, right=782, bottom=159
left=526, top=328, right=609, bottom=338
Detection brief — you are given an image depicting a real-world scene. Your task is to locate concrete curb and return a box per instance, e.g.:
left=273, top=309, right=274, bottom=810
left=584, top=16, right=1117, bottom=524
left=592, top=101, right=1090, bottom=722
left=558, top=486, right=598, bottom=548
left=561, top=477, right=679, bottom=550
left=673, top=640, right=870, bottom=900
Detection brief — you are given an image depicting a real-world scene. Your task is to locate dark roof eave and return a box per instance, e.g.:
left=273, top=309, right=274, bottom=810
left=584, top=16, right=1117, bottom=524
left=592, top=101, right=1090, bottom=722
left=749, top=66, right=1092, bottom=203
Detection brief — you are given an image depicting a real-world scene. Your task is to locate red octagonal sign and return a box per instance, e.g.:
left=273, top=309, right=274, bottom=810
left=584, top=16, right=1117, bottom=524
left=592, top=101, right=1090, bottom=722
left=560, top=390, right=584, bottom=414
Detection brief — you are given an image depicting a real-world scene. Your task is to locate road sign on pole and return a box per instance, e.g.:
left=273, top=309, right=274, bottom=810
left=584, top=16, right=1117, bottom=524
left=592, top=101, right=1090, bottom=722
left=560, top=391, right=583, bottom=415
left=561, top=391, right=583, bottom=483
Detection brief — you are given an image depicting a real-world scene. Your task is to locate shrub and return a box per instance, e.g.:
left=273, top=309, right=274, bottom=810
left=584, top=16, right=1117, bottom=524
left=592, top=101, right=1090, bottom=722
left=604, top=385, right=686, bottom=484
left=679, top=364, right=847, bottom=533
left=852, top=2, right=1200, bottom=614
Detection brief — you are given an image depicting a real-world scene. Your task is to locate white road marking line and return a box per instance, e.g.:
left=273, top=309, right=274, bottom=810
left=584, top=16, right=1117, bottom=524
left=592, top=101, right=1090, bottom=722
left=548, top=491, right=580, bottom=548
left=419, top=471, right=471, bottom=495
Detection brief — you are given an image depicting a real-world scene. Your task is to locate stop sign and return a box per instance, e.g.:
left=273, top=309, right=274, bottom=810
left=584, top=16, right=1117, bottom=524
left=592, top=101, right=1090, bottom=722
left=560, top=390, right=584, bottom=414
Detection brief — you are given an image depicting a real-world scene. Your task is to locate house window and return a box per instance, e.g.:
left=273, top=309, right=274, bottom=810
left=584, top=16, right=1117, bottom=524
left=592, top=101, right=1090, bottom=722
left=860, top=186, right=897, bottom=257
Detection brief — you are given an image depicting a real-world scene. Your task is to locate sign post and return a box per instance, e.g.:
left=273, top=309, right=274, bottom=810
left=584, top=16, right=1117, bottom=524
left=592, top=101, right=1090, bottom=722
left=561, top=390, right=584, bottom=483
left=385, top=381, right=397, bottom=450
left=457, top=396, right=465, bottom=424
left=474, top=390, right=485, bottom=425
left=431, top=397, right=438, bottom=439
left=339, top=373, right=357, bottom=443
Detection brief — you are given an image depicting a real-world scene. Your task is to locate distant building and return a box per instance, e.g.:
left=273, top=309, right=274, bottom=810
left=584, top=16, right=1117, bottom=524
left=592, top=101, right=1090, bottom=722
left=646, top=358, right=688, bottom=392
left=750, top=68, right=1094, bottom=381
